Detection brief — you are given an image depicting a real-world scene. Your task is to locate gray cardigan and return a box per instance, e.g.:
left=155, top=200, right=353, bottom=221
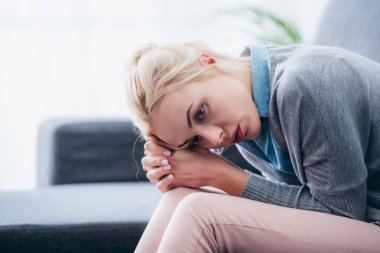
left=237, top=44, right=380, bottom=226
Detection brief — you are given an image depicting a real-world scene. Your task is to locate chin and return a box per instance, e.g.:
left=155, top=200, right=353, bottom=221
left=246, top=128, right=260, bottom=140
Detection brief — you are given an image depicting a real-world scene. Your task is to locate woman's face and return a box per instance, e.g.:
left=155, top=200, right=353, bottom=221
left=151, top=72, right=261, bottom=150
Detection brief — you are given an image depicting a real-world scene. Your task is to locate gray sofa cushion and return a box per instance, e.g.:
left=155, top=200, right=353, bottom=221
left=0, top=183, right=161, bottom=225
left=314, top=0, right=380, bottom=63
left=0, top=183, right=162, bottom=252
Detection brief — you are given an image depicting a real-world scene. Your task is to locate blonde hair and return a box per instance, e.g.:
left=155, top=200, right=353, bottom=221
left=126, top=41, right=249, bottom=138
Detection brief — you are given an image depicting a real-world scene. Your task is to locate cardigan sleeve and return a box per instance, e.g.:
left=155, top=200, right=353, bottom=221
left=239, top=50, right=377, bottom=221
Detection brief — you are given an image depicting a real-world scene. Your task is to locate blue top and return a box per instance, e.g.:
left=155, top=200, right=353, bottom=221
left=238, top=45, right=295, bottom=175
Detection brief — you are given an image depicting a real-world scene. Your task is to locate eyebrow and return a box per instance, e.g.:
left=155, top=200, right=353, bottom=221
left=186, top=102, right=193, bottom=129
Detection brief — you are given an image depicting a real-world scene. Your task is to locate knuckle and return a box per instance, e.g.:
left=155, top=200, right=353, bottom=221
left=145, top=141, right=154, bottom=152
left=157, top=180, right=166, bottom=191
left=147, top=170, right=155, bottom=179
left=157, top=179, right=170, bottom=192
left=147, top=169, right=161, bottom=181
left=156, top=156, right=164, bottom=164
left=145, top=141, right=164, bottom=154
left=142, top=156, right=155, bottom=167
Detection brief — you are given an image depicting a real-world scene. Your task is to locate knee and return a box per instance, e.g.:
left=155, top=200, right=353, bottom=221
left=161, top=187, right=200, bottom=205
left=175, top=192, right=216, bottom=220
left=161, top=189, right=222, bottom=223
left=180, top=192, right=211, bottom=206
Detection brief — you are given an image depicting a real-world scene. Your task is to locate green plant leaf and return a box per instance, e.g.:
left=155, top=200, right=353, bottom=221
left=215, top=6, right=302, bottom=44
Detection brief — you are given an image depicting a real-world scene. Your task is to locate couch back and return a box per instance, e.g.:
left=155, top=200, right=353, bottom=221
left=37, top=118, right=256, bottom=186
left=314, top=0, right=380, bottom=64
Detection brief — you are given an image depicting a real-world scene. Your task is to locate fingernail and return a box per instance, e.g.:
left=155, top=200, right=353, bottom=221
left=163, top=165, right=171, bottom=171
left=161, top=159, right=169, bottom=166
left=166, top=174, right=173, bottom=181
left=163, top=150, right=171, bottom=156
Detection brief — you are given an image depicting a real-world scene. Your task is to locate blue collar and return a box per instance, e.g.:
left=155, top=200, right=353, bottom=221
left=250, top=45, right=270, bottom=117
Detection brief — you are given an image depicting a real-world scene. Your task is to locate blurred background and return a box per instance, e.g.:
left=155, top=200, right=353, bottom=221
left=0, top=0, right=330, bottom=191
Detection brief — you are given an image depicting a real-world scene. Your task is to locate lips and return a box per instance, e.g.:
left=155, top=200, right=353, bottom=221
left=231, top=125, right=244, bottom=144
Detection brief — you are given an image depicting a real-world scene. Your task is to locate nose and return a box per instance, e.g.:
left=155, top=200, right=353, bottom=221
left=199, top=126, right=224, bottom=148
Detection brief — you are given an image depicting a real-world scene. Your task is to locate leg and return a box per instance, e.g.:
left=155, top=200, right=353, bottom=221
left=134, top=187, right=227, bottom=253
left=157, top=192, right=380, bottom=253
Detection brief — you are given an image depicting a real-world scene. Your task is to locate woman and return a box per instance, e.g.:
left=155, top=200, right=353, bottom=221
left=126, top=41, right=380, bottom=252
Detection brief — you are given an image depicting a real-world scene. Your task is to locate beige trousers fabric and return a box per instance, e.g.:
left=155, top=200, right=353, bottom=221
left=135, top=187, right=380, bottom=253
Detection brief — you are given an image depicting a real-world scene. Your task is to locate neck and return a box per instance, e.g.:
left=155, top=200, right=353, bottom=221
left=230, top=57, right=253, bottom=98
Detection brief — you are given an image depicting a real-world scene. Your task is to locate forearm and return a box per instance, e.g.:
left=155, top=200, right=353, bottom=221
left=207, top=160, right=249, bottom=197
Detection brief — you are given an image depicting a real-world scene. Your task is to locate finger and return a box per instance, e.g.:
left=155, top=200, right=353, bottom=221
left=160, top=180, right=176, bottom=193
left=144, top=141, right=172, bottom=157
left=141, top=156, right=170, bottom=168
left=144, top=150, right=157, bottom=157
left=144, top=135, right=159, bottom=142
left=161, top=184, right=176, bottom=193
left=146, top=165, right=172, bottom=181
left=142, top=165, right=152, bottom=172
left=156, top=174, right=174, bottom=192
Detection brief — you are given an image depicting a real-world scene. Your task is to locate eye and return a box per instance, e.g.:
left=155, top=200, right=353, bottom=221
left=189, top=104, right=206, bottom=149
left=189, top=135, right=200, bottom=149
left=195, top=104, right=206, bottom=121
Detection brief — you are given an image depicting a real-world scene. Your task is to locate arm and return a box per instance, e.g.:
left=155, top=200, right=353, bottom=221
left=206, top=156, right=250, bottom=197
left=206, top=149, right=332, bottom=214
left=142, top=141, right=250, bottom=195
left=233, top=51, right=377, bottom=220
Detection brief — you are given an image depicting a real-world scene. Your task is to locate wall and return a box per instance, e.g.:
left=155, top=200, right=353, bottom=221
left=0, top=0, right=330, bottom=191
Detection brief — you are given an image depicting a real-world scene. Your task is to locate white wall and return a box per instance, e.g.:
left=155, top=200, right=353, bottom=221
left=0, top=0, right=330, bottom=191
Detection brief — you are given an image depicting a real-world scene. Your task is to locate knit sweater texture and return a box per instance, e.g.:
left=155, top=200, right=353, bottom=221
left=237, top=44, right=380, bottom=226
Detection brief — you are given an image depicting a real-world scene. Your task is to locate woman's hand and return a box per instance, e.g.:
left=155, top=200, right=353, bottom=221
left=142, top=137, right=236, bottom=193
left=141, top=138, right=174, bottom=187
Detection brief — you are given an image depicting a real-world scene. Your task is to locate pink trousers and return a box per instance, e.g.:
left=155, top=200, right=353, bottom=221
left=135, top=187, right=380, bottom=253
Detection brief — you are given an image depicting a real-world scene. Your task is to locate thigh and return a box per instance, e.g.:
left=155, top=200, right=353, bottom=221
left=135, top=186, right=226, bottom=253
left=158, top=193, right=380, bottom=253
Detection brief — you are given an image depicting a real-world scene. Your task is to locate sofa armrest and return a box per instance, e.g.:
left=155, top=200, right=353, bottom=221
left=37, top=117, right=147, bottom=187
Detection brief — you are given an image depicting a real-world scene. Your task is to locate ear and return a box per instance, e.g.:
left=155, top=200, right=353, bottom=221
left=198, top=54, right=216, bottom=65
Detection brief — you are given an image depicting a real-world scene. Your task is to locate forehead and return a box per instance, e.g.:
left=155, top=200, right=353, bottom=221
left=151, top=83, right=201, bottom=146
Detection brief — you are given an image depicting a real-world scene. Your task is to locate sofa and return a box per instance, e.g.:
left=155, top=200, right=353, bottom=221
left=0, top=118, right=256, bottom=253
left=1, top=0, right=379, bottom=252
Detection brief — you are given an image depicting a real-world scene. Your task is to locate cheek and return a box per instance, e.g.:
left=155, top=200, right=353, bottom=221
left=212, top=102, right=238, bottom=124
